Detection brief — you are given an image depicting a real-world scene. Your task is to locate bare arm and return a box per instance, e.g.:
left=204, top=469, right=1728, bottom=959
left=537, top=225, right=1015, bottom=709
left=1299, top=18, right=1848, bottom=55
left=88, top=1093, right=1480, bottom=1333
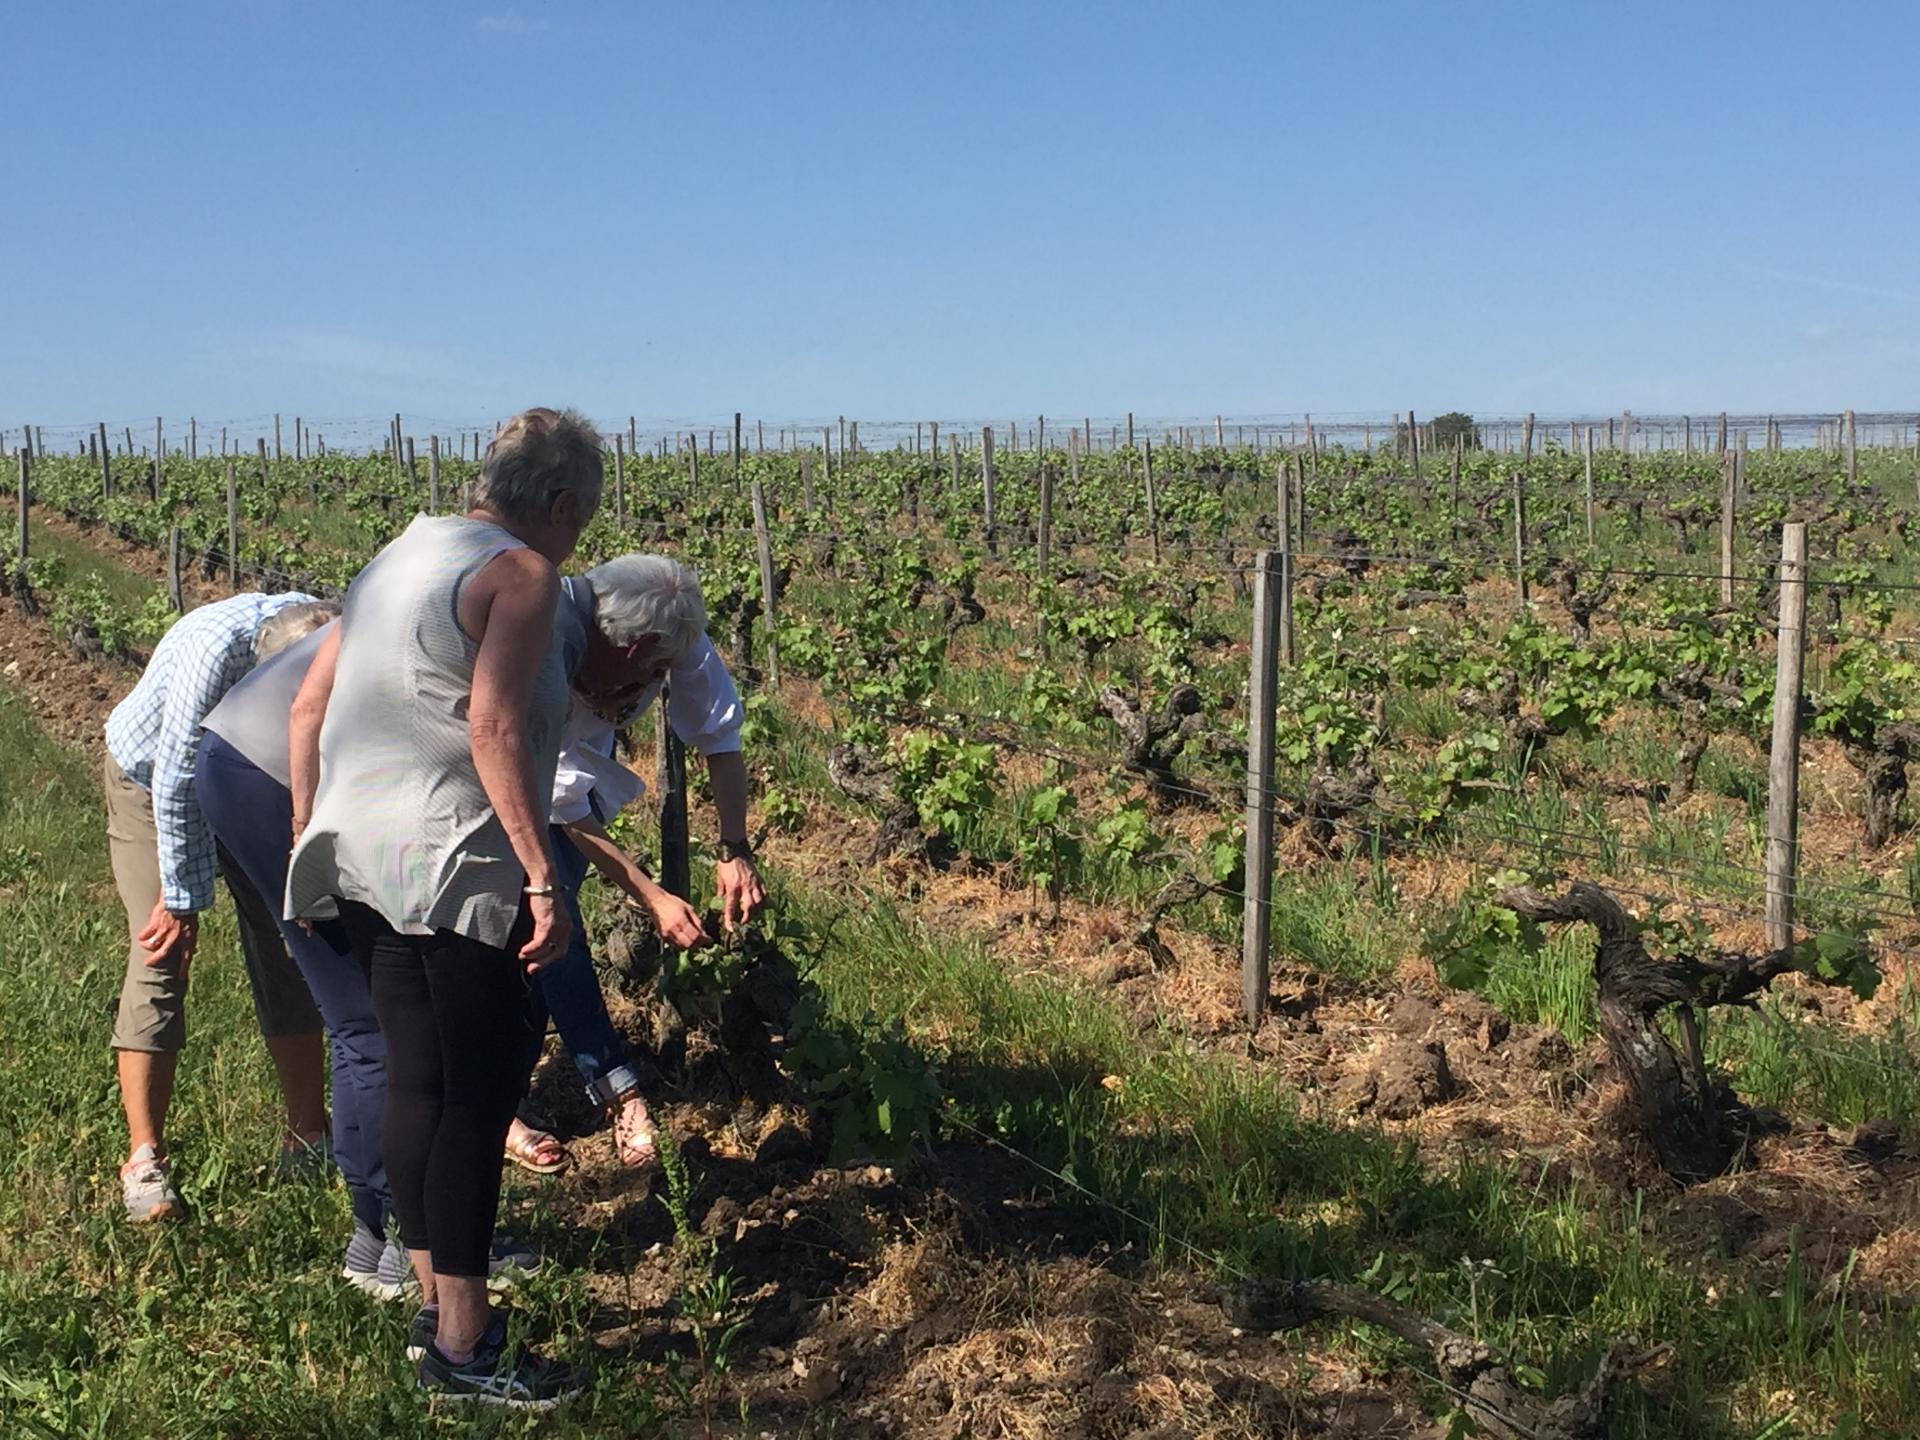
left=563, top=816, right=707, bottom=949
left=288, top=623, right=342, bottom=839
left=465, top=549, right=567, bottom=964
left=706, top=750, right=767, bottom=932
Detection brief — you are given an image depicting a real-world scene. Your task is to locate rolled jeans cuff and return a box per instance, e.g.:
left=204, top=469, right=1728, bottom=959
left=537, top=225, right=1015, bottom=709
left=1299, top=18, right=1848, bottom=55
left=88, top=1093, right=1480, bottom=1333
left=588, top=1065, right=641, bottom=1108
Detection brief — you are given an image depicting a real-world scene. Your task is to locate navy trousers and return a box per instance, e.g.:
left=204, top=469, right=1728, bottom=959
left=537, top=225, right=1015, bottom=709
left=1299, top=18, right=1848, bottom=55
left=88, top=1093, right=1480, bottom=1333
left=194, top=731, right=392, bottom=1234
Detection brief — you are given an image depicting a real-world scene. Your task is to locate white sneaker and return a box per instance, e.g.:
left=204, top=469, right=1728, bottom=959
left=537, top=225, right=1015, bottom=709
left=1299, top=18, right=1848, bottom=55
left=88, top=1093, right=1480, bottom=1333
left=121, top=1144, right=181, bottom=1222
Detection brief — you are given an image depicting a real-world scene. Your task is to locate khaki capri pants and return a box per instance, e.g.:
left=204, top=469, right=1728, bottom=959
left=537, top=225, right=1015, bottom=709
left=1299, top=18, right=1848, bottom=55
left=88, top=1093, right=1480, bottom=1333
left=103, top=752, right=320, bottom=1052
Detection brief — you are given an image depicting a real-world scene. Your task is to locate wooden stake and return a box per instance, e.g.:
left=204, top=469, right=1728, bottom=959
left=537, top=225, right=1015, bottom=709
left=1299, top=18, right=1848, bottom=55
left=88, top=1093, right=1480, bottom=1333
left=981, top=426, right=997, bottom=552
left=1512, top=470, right=1528, bottom=605
left=750, top=481, right=781, bottom=689
left=1241, top=549, right=1284, bottom=1030
left=226, top=460, right=239, bottom=585
left=1719, top=449, right=1736, bottom=606
left=1845, top=408, right=1858, bottom=484
left=274, top=413, right=281, bottom=461
left=1142, top=439, right=1160, bottom=564
left=1408, top=409, right=1422, bottom=490
left=168, top=526, right=184, bottom=612
left=1521, top=412, right=1535, bottom=461
left=655, top=692, right=690, bottom=901
left=14, top=451, right=26, bottom=562
left=97, top=423, right=111, bottom=501
left=611, top=435, right=625, bottom=526
left=1584, top=427, right=1596, bottom=543
left=1766, top=522, right=1808, bottom=947
left=430, top=435, right=442, bottom=513
left=1276, top=462, right=1294, bottom=666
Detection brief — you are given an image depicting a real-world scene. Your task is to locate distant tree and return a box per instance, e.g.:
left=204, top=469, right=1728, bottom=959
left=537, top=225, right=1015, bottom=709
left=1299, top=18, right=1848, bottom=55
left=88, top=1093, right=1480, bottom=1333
left=1429, top=412, right=1478, bottom=450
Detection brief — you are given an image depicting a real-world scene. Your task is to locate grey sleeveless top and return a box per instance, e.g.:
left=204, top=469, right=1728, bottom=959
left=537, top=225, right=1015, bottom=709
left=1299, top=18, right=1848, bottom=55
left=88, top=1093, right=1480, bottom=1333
left=284, top=515, right=574, bottom=948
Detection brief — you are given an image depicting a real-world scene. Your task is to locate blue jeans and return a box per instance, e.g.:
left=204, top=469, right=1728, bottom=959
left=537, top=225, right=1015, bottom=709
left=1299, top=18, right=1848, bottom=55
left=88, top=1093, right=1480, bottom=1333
left=537, top=828, right=639, bottom=1104
left=194, top=732, right=391, bottom=1235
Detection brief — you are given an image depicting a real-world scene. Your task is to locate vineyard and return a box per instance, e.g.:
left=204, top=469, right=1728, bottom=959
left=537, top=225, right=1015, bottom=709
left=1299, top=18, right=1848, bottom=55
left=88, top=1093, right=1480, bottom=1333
left=7, top=414, right=1920, bottom=1436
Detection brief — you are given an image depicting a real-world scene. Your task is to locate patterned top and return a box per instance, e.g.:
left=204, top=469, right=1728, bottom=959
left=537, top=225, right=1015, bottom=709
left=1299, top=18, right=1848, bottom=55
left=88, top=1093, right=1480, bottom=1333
left=104, top=591, right=316, bottom=912
left=285, top=516, right=578, bottom=949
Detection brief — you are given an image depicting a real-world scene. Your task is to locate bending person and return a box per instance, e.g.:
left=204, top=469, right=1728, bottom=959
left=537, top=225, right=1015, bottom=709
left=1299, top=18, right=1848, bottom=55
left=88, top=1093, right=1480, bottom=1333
left=103, top=591, right=336, bottom=1222
left=524, top=555, right=763, bottom=1172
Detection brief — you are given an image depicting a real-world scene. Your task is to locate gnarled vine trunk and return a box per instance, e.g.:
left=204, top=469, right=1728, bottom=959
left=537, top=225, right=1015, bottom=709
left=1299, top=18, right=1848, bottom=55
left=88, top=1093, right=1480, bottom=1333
left=1497, top=881, right=1853, bottom=1182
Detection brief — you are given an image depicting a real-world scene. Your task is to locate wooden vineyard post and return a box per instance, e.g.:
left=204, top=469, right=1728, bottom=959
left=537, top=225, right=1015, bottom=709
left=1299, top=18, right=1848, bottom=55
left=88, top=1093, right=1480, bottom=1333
left=1277, top=461, right=1294, bottom=666
left=1294, top=453, right=1308, bottom=542
left=153, top=418, right=163, bottom=501
left=404, top=437, right=416, bottom=485
left=295, top=415, right=303, bottom=461
left=225, top=460, right=239, bottom=585
left=1215, top=414, right=1225, bottom=448
left=947, top=435, right=959, bottom=497
left=757, top=418, right=765, bottom=454
left=1716, top=412, right=1728, bottom=453
left=1241, top=550, right=1284, bottom=1031
left=1408, top=409, right=1422, bottom=491
left=1719, top=449, right=1736, bottom=605
left=1450, top=440, right=1462, bottom=542
left=257, top=437, right=269, bottom=491
left=1845, top=408, right=1857, bottom=484
left=611, top=435, right=625, bottom=527
left=15, top=451, right=26, bottom=563
left=97, top=422, right=111, bottom=501
left=1511, top=470, right=1528, bottom=605
left=1584, top=426, right=1596, bottom=542
left=929, top=420, right=939, bottom=458
left=655, top=692, right=690, bottom=901
left=274, top=414, right=282, bottom=461
left=1521, top=412, right=1535, bottom=461
left=1142, top=439, right=1161, bottom=564
left=981, top=426, right=997, bottom=553
left=1766, top=522, right=1808, bottom=947
left=733, top=412, right=743, bottom=494
left=1682, top=415, right=1693, bottom=455
left=1125, top=412, right=1135, bottom=450
left=802, top=452, right=817, bottom=511
left=750, top=481, right=781, bottom=689
left=1036, top=453, right=1054, bottom=582
left=167, top=526, right=184, bottom=612
left=820, top=427, right=831, bottom=489
left=629, top=416, right=637, bottom=457
left=429, top=435, right=443, bottom=514
left=189, top=417, right=197, bottom=460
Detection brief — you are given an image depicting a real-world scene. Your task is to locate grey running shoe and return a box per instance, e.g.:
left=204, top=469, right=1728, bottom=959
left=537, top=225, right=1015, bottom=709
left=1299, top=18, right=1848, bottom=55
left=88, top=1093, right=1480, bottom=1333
left=417, top=1314, right=585, bottom=1410
left=405, top=1303, right=438, bottom=1363
left=341, top=1220, right=415, bottom=1301
left=486, top=1233, right=542, bottom=1292
left=121, top=1144, right=181, bottom=1223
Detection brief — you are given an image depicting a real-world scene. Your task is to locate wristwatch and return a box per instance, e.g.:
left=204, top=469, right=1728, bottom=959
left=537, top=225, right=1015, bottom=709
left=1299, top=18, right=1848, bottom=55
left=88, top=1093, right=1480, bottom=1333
left=716, top=836, right=755, bottom=863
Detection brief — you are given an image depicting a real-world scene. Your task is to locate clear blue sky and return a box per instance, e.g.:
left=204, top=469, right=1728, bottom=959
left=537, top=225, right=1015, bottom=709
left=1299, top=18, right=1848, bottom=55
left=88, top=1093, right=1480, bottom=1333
left=6, top=1, right=1917, bottom=432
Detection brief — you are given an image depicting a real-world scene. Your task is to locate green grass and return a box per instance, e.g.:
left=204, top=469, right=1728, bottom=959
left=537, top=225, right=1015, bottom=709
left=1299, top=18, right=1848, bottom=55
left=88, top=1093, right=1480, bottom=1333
left=25, top=520, right=159, bottom=610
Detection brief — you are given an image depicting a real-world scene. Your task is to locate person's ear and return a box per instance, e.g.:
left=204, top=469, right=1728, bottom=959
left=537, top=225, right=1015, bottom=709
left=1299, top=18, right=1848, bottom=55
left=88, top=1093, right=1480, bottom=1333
left=550, top=488, right=579, bottom=528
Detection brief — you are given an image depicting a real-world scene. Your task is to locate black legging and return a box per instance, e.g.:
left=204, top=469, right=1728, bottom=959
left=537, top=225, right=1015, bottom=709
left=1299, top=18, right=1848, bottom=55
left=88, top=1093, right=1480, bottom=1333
left=338, top=900, right=544, bottom=1279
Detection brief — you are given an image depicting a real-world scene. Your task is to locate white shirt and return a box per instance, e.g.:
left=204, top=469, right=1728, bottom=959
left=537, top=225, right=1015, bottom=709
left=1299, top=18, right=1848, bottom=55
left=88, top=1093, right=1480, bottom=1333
left=548, top=635, right=742, bottom=827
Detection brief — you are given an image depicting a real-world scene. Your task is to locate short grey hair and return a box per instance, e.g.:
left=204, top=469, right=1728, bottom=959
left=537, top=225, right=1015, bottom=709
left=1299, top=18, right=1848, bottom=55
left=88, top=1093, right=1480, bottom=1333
left=469, top=407, right=605, bottom=525
left=254, top=600, right=340, bottom=660
left=583, top=554, right=709, bottom=659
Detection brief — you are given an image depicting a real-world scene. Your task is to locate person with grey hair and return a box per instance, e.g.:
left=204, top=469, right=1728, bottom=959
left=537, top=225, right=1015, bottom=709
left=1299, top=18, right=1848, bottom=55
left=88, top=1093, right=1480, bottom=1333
left=103, top=591, right=339, bottom=1223
left=285, top=406, right=602, bottom=1407
left=512, top=552, right=762, bottom=1176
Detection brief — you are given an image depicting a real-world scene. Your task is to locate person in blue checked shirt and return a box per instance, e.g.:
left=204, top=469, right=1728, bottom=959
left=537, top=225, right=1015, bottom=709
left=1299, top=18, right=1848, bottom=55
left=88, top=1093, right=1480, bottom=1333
left=102, top=591, right=340, bottom=1221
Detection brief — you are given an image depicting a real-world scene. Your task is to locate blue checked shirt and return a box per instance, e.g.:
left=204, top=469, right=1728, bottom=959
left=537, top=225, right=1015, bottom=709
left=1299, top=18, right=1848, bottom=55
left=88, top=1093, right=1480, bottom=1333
left=104, top=591, right=316, bottom=913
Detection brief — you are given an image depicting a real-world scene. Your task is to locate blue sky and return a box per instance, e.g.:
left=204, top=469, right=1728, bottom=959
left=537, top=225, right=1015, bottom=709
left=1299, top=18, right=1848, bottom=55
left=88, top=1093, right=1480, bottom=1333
left=5, top=1, right=1917, bottom=433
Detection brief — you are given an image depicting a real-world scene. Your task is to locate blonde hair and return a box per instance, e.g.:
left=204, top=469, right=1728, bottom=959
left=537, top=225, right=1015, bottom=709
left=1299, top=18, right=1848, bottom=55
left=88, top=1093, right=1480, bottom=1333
left=470, top=408, right=605, bottom=524
left=254, top=600, right=340, bottom=660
